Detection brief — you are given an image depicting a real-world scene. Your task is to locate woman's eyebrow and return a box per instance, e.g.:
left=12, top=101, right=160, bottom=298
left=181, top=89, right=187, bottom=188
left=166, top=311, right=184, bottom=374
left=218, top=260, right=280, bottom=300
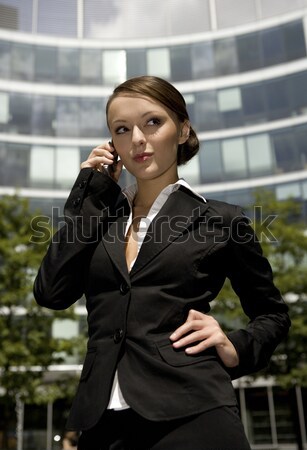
left=111, top=110, right=163, bottom=125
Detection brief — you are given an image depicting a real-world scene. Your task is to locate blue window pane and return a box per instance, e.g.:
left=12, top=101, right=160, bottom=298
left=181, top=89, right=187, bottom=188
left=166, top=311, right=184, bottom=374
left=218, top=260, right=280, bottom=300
left=191, top=42, right=215, bottom=79
left=0, top=142, right=30, bottom=187
left=170, top=45, right=192, bottom=82
left=11, top=43, right=34, bottom=81
left=288, top=72, right=307, bottom=116
left=199, top=140, right=223, bottom=183
left=194, top=91, right=221, bottom=131
left=294, top=124, right=307, bottom=168
left=56, top=98, right=79, bottom=137
left=237, top=32, right=262, bottom=72
left=79, top=98, right=104, bottom=138
left=34, top=46, right=57, bottom=82
left=31, top=95, right=56, bottom=136
left=271, top=129, right=301, bottom=172
left=283, top=20, right=306, bottom=61
left=9, top=93, right=32, bottom=134
left=57, top=48, right=80, bottom=84
left=214, top=37, right=238, bottom=76
left=0, top=40, right=11, bottom=78
left=127, top=49, right=146, bottom=78
left=260, top=26, right=285, bottom=66
left=80, top=49, right=102, bottom=85
left=265, top=78, right=290, bottom=120
left=241, top=84, right=266, bottom=124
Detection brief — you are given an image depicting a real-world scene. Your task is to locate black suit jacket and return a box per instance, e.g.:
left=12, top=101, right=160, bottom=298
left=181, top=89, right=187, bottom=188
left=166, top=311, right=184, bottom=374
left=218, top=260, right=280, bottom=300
left=34, top=168, right=290, bottom=431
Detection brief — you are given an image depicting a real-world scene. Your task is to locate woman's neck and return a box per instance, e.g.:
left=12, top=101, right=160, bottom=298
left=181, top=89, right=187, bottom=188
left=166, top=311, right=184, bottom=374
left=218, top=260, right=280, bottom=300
left=134, top=174, right=179, bottom=210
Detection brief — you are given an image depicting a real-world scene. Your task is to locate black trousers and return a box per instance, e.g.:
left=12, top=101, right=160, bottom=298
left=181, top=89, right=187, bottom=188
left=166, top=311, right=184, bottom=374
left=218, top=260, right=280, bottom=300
left=77, top=406, right=251, bottom=450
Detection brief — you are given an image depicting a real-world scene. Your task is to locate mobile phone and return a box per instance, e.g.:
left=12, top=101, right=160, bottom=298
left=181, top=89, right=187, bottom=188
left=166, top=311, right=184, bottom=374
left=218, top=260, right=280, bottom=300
left=108, top=140, right=118, bottom=173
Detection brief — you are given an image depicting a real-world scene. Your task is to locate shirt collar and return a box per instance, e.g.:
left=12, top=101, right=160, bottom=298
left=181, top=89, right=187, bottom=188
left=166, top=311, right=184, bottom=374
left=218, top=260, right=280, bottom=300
left=122, top=178, right=206, bottom=207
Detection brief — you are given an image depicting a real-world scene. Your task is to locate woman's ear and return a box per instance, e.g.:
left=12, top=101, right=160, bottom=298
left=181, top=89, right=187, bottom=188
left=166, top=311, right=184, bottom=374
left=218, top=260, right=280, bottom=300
left=179, top=121, right=190, bottom=144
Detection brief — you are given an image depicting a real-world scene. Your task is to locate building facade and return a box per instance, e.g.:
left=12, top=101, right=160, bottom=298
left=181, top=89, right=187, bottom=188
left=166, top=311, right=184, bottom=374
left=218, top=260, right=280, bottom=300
left=0, top=0, right=307, bottom=449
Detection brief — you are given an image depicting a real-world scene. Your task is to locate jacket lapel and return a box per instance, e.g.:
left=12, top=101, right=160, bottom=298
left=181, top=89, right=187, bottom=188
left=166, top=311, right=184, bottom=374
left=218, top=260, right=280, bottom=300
left=101, top=195, right=130, bottom=283
left=129, top=186, right=209, bottom=277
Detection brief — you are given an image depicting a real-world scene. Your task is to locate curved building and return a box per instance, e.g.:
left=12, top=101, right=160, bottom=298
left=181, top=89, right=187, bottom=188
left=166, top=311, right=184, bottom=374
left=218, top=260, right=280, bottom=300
left=0, top=1, right=307, bottom=449
left=1, top=0, right=307, bottom=218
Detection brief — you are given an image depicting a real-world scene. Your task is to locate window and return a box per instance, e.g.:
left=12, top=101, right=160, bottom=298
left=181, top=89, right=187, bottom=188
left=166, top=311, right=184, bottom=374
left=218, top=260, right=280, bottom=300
left=194, top=91, right=221, bottom=131
left=0, top=93, right=9, bottom=125
left=244, top=388, right=273, bottom=445
left=283, top=20, right=306, bottom=61
left=56, top=97, right=79, bottom=137
left=0, top=0, right=33, bottom=32
left=178, top=154, right=200, bottom=185
left=52, top=319, right=79, bottom=339
left=294, top=124, right=307, bottom=168
left=9, top=93, right=32, bottom=134
left=216, top=0, right=257, bottom=28
left=260, top=26, right=285, bottom=66
left=222, top=137, right=247, bottom=179
left=273, top=387, right=300, bottom=444
left=37, top=0, right=77, bottom=37
left=31, top=95, right=56, bottom=136
left=218, top=87, right=243, bottom=128
left=265, top=79, right=290, bottom=120
left=147, top=48, right=170, bottom=79
left=126, top=49, right=146, bottom=79
left=79, top=98, right=104, bottom=138
left=276, top=183, right=301, bottom=200
left=55, top=147, right=80, bottom=188
left=170, top=46, right=192, bottom=82
left=236, top=32, right=262, bottom=72
left=214, top=37, right=238, bottom=76
left=288, top=72, right=307, bottom=115
left=199, top=140, right=223, bottom=183
left=34, top=46, right=57, bottom=82
left=11, top=43, right=33, bottom=81
left=102, top=50, right=127, bottom=85
left=246, top=134, right=273, bottom=176
left=242, top=84, right=266, bottom=124
left=0, top=142, right=30, bottom=187
left=0, top=40, right=10, bottom=78
left=191, top=41, right=215, bottom=79
left=272, top=129, right=300, bottom=172
left=30, top=146, right=55, bottom=188
left=57, top=48, right=80, bottom=84
left=80, top=49, right=102, bottom=85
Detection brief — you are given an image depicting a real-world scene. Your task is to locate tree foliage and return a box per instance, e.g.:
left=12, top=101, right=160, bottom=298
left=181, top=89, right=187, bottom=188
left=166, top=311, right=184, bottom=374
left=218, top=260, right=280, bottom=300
left=212, top=190, right=307, bottom=387
left=0, top=195, right=85, bottom=445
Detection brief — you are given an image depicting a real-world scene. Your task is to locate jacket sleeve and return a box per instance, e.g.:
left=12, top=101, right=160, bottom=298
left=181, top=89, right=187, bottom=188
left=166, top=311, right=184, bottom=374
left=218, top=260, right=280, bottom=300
left=224, top=207, right=291, bottom=379
left=33, top=168, right=122, bottom=310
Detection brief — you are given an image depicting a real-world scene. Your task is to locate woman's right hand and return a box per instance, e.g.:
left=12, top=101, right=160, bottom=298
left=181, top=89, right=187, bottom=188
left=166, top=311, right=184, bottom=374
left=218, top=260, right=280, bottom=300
left=80, top=142, right=123, bottom=182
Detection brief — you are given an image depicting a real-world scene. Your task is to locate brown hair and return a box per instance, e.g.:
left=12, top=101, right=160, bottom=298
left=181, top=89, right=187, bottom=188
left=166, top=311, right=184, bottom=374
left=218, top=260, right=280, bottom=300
left=106, top=76, right=199, bottom=166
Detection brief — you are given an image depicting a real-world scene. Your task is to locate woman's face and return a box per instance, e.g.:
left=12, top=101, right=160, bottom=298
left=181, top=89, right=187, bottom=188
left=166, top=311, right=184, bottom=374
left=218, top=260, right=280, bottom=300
left=107, top=94, right=189, bottom=183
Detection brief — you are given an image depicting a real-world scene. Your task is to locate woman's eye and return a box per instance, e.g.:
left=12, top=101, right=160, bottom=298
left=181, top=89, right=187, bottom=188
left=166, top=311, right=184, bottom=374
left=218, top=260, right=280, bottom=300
left=147, top=118, right=161, bottom=126
left=115, top=126, right=128, bottom=134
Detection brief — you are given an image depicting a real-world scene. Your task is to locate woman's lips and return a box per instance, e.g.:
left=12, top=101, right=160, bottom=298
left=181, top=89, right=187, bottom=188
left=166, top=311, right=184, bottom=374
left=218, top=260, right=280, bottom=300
left=133, top=153, right=153, bottom=163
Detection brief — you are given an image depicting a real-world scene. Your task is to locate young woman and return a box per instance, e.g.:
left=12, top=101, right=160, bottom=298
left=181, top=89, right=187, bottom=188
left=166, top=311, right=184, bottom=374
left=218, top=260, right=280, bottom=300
left=34, top=76, right=290, bottom=450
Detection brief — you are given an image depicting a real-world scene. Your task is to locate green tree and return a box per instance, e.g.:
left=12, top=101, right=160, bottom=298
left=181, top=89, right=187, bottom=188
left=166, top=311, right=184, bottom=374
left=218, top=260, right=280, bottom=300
left=0, top=195, right=85, bottom=448
left=212, top=190, right=307, bottom=387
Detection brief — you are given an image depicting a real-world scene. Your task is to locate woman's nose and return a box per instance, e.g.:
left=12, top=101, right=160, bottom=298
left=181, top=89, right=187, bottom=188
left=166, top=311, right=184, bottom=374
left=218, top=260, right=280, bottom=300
left=132, top=126, right=146, bottom=145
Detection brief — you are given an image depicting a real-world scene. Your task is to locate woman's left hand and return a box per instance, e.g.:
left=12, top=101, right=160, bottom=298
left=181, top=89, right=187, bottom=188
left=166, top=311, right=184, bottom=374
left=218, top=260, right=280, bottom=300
left=169, top=309, right=239, bottom=368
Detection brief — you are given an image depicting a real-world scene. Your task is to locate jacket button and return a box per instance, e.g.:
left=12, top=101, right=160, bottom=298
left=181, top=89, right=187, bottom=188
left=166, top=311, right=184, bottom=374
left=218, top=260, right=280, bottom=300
left=78, top=180, right=87, bottom=189
left=113, top=329, right=124, bottom=343
left=73, top=197, right=81, bottom=207
left=120, top=282, right=130, bottom=295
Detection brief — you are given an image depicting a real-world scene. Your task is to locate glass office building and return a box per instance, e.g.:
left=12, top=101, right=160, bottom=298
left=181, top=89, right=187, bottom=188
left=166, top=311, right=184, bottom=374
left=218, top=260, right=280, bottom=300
left=0, top=1, right=307, bottom=449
